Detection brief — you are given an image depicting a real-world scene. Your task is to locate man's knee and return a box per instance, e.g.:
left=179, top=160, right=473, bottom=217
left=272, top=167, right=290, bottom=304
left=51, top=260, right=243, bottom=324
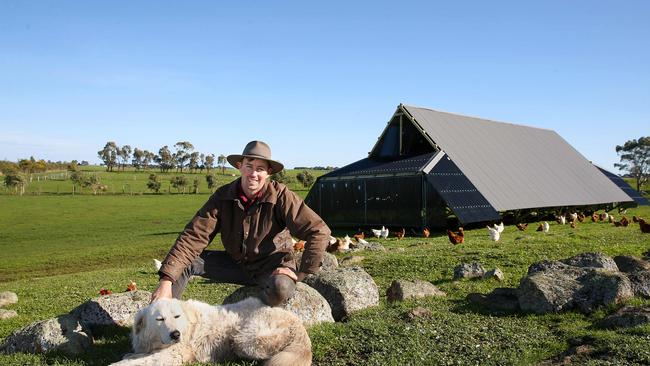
left=262, top=274, right=296, bottom=306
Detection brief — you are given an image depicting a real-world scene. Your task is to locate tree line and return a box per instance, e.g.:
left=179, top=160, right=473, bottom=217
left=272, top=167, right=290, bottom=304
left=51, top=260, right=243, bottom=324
left=97, top=141, right=227, bottom=174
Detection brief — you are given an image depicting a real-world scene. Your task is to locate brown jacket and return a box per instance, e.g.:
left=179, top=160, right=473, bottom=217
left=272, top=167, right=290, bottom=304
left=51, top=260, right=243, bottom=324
left=159, top=178, right=331, bottom=282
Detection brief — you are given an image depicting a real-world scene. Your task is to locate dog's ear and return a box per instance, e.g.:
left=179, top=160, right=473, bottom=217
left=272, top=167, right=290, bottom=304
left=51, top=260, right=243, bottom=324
left=131, top=308, right=149, bottom=353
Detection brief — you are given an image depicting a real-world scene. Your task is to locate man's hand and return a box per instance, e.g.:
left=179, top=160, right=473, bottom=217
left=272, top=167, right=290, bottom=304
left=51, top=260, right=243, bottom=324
left=150, top=279, right=173, bottom=303
left=272, top=267, right=300, bottom=282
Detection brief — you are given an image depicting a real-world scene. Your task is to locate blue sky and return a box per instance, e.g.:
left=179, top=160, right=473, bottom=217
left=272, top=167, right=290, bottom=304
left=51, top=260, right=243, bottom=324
left=1, top=1, right=648, bottom=171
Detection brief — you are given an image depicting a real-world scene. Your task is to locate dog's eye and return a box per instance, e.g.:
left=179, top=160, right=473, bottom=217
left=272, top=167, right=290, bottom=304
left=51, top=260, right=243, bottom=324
left=156, top=317, right=164, bottom=321
left=174, top=315, right=180, bottom=319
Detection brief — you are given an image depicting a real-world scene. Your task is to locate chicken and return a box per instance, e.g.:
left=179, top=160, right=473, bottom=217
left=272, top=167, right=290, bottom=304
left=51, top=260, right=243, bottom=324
left=447, top=227, right=464, bottom=245
left=99, top=288, right=112, bottom=296
left=126, top=281, right=137, bottom=292
left=353, top=230, right=365, bottom=241
left=357, top=237, right=369, bottom=245
left=639, top=219, right=650, bottom=234
left=568, top=213, right=578, bottom=222
left=342, top=235, right=352, bottom=250
left=293, top=240, right=305, bottom=252
left=536, top=223, right=543, bottom=231
left=633, top=216, right=640, bottom=223
left=542, top=221, right=550, bottom=233
left=380, top=226, right=389, bottom=239
left=487, top=225, right=500, bottom=241
left=620, top=216, right=630, bottom=227
left=153, top=259, right=162, bottom=271
left=608, top=215, right=615, bottom=224
left=423, top=227, right=430, bottom=238
left=577, top=213, right=585, bottom=223
left=395, top=228, right=406, bottom=240
left=494, top=222, right=505, bottom=233
left=618, top=207, right=627, bottom=214
left=570, top=221, right=577, bottom=229
left=556, top=215, right=566, bottom=225
left=326, top=236, right=343, bottom=253
left=371, top=228, right=383, bottom=238
left=516, top=223, right=528, bottom=231
left=591, top=214, right=599, bottom=222
left=599, top=213, right=609, bottom=222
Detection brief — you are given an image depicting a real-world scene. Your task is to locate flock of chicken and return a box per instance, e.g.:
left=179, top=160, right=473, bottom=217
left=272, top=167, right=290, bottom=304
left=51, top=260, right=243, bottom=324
left=289, top=211, right=650, bottom=252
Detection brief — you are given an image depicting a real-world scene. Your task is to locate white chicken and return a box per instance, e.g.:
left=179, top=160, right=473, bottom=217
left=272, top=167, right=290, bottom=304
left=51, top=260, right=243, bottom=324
left=380, top=226, right=389, bottom=239
left=557, top=215, right=566, bottom=225
left=487, top=225, right=500, bottom=241
left=357, top=237, right=369, bottom=245
left=371, top=228, right=383, bottom=238
left=341, top=235, right=352, bottom=250
left=542, top=221, right=550, bottom=233
left=494, top=222, right=505, bottom=233
left=568, top=213, right=578, bottom=222
left=153, top=259, right=162, bottom=271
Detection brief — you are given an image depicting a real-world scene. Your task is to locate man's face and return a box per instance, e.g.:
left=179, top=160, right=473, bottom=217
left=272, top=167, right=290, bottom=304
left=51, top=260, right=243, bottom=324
left=237, top=158, right=272, bottom=196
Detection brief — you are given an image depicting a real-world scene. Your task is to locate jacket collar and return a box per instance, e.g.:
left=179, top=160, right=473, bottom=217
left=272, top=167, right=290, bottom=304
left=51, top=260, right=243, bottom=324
left=215, top=177, right=279, bottom=205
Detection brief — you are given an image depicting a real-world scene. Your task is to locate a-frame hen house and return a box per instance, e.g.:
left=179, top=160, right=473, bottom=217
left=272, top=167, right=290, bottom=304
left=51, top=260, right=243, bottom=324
left=305, top=104, right=641, bottom=229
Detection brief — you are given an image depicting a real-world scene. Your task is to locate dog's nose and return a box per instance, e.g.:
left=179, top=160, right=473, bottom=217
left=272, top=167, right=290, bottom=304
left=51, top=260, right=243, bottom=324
left=170, top=330, right=180, bottom=341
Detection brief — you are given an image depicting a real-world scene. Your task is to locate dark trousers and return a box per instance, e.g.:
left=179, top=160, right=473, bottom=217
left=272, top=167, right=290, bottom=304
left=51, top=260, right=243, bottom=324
left=171, top=250, right=296, bottom=306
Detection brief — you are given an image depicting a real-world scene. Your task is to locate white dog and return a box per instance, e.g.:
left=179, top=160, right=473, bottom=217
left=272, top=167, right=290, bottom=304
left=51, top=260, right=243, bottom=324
left=111, top=297, right=312, bottom=366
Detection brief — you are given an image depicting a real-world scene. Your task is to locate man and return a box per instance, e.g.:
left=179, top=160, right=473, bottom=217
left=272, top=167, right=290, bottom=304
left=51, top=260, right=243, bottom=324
left=151, top=140, right=331, bottom=306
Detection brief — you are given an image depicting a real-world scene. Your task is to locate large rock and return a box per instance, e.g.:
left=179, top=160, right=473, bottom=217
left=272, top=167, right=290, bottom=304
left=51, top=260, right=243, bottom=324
left=527, top=260, right=571, bottom=275
left=386, top=279, right=446, bottom=302
left=626, top=270, right=650, bottom=298
left=0, top=291, right=18, bottom=308
left=295, top=251, right=338, bottom=272
left=483, top=268, right=505, bottom=281
left=222, top=283, right=334, bottom=327
left=340, top=256, right=364, bottom=266
left=453, top=262, right=486, bottom=280
left=350, top=241, right=386, bottom=252
left=517, top=268, right=633, bottom=314
left=598, top=306, right=650, bottom=329
left=613, top=255, right=650, bottom=273
left=71, top=290, right=150, bottom=334
left=303, top=266, right=379, bottom=321
left=561, top=252, right=619, bottom=272
left=468, top=288, right=520, bottom=312
left=0, top=314, right=92, bottom=355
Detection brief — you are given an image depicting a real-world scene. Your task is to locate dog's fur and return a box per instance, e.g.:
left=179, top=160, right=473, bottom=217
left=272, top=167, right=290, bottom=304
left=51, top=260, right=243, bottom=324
left=110, top=297, right=312, bottom=366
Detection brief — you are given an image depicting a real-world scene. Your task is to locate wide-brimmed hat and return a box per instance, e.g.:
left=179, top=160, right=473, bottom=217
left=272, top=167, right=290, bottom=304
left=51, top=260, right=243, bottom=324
left=227, top=140, right=284, bottom=172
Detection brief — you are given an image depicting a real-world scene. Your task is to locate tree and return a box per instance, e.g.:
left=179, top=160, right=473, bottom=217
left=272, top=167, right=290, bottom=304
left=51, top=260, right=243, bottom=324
left=98, top=141, right=119, bottom=172
left=189, top=151, right=200, bottom=173
left=205, top=154, right=215, bottom=173
left=170, top=175, right=188, bottom=193
left=192, top=177, right=200, bottom=194
left=147, top=174, right=162, bottom=193
left=199, top=153, right=206, bottom=173
left=173, top=141, right=194, bottom=172
left=615, top=136, right=650, bottom=192
left=132, top=148, right=145, bottom=170
left=296, top=170, right=314, bottom=188
left=143, top=150, right=155, bottom=171
left=217, top=154, right=227, bottom=174
left=206, top=173, right=217, bottom=191
left=271, top=170, right=294, bottom=184
left=4, top=172, right=26, bottom=195
left=118, top=145, right=132, bottom=171
left=156, top=146, right=174, bottom=173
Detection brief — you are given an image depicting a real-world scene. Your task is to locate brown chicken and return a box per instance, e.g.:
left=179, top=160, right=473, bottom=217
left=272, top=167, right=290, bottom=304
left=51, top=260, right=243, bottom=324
left=633, top=216, right=640, bottom=223
left=395, top=228, right=406, bottom=240
left=293, top=240, right=306, bottom=251
left=577, top=213, right=585, bottom=223
left=591, top=214, right=599, bottom=222
left=447, top=227, right=464, bottom=244
left=423, top=227, right=430, bottom=238
left=536, top=223, right=544, bottom=231
left=126, top=281, right=137, bottom=292
left=570, top=221, right=577, bottom=229
left=516, top=223, right=528, bottom=231
left=639, top=219, right=650, bottom=234
left=353, top=230, right=365, bottom=241
left=621, top=216, right=630, bottom=227
left=326, top=237, right=343, bottom=253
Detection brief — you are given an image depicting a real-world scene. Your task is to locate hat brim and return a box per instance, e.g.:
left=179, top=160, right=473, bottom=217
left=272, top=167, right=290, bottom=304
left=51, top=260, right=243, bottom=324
left=227, top=154, right=284, bottom=173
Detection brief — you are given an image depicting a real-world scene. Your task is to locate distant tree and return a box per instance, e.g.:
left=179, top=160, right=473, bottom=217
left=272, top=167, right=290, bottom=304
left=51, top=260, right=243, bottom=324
left=170, top=175, right=188, bottom=193
left=192, top=177, right=200, bottom=194
left=18, top=158, right=32, bottom=173
left=217, top=154, right=227, bottom=174
left=118, top=145, right=132, bottom=171
left=615, top=136, right=650, bottom=192
left=270, top=170, right=294, bottom=184
left=0, top=161, right=18, bottom=175
left=205, top=154, right=215, bottom=173
left=173, top=141, right=194, bottom=172
left=143, top=150, right=155, bottom=171
left=189, top=151, right=200, bottom=173
left=98, top=141, right=119, bottom=172
left=156, top=146, right=174, bottom=173
left=132, top=148, right=145, bottom=170
left=206, top=173, right=217, bottom=191
left=199, top=153, right=206, bottom=174
left=4, top=172, right=26, bottom=195
left=296, top=170, right=314, bottom=188
left=147, top=173, right=162, bottom=193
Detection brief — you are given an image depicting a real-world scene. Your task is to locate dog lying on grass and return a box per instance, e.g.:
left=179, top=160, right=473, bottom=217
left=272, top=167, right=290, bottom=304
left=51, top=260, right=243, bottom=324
left=110, top=297, right=312, bottom=366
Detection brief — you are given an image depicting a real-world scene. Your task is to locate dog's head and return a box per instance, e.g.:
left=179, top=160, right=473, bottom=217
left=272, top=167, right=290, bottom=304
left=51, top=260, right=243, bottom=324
left=131, top=298, right=196, bottom=353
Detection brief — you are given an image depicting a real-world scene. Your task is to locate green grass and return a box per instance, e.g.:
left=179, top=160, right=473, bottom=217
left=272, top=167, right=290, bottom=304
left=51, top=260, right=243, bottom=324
left=0, top=193, right=649, bottom=365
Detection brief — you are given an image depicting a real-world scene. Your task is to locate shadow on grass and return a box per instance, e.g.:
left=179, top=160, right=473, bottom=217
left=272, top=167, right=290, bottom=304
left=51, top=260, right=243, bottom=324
left=43, top=326, right=131, bottom=366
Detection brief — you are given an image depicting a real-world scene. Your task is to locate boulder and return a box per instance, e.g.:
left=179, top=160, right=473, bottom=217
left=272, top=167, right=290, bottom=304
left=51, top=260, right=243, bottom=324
left=71, top=290, right=150, bottom=334
left=0, top=314, right=92, bottom=355
left=0, top=309, right=18, bottom=320
left=0, top=291, right=18, bottom=308
left=483, top=268, right=505, bottom=281
left=340, top=256, right=364, bottom=266
left=350, top=241, right=386, bottom=252
left=517, top=268, right=633, bottom=314
left=295, top=251, right=338, bottom=272
left=598, top=306, right=650, bottom=329
left=467, top=287, right=520, bottom=312
left=626, top=270, right=650, bottom=298
left=613, top=255, right=650, bottom=273
left=386, top=279, right=446, bottom=302
left=453, top=262, right=486, bottom=280
left=404, top=306, right=433, bottom=321
left=303, top=266, right=379, bottom=321
left=561, top=252, right=619, bottom=272
left=222, top=282, right=334, bottom=327
left=527, top=260, right=570, bottom=275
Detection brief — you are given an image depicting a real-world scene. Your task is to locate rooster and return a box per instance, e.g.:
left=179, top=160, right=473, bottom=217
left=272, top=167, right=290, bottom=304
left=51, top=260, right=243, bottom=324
left=487, top=225, right=500, bottom=241
left=447, top=227, right=464, bottom=245
left=423, top=227, right=430, bottom=238
left=639, top=219, right=650, bottom=234
left=516, top=223, right=528, bottom=231
left=395, top=228, right=406, bottom=240
left=380, top=226, right=389, bottom=239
